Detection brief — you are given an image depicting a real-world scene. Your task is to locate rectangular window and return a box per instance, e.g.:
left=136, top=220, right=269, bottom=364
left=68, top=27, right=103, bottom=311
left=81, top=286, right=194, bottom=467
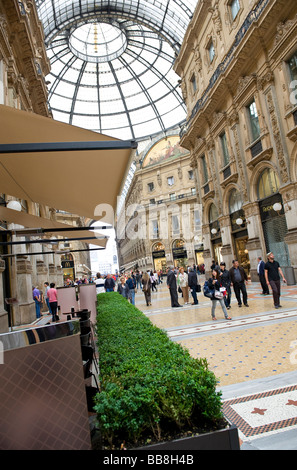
left=201, top=155, right=209, bottom=184
left=247, top=100, right=261, bottom=142
left=208, top=41, right=215, bottom=63
left=220, top=132, right=230, bottom=166
left=188, top=170, right=194, bottom=180
left=169, top=193, right=176, bottom=201
left=148, top=182, right=154, bottom=192
left=172, top=215, right=180, bottom=236
left=167, top=176, right=174, bottom=186
left=151, top=219, right=159, bottom=239
left=194, top=209, right=201, bottom=232
left=190, top=74, right=197, bottom=93
left=288, top=50, right=297, bottom=82
left=230, top=0, right=240, bottom=20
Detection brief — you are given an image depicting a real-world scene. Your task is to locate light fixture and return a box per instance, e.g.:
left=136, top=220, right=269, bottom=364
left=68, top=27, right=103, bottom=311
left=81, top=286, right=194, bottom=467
left=211, top=228, right=217, bottom=235
left=7, top=200, right=22, bottom=211
left=273, top=202, right=282, bottom=212
left=236, top=217, right=243, bottom=225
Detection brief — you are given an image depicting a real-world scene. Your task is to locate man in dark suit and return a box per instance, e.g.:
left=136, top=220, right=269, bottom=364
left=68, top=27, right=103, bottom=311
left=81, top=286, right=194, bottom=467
left=166, top=267, right=182, bottom=308
left=257, top=256, right=269, bottom=295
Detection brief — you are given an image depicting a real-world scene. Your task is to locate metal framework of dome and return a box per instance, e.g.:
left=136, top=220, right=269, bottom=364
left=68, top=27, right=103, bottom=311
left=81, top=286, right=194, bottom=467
left=36, top=0, right=197, bottom=141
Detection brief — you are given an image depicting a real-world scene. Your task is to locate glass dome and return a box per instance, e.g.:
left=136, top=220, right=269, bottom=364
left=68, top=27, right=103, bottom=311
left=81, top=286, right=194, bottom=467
left=36, top=0, right=198, bottom=141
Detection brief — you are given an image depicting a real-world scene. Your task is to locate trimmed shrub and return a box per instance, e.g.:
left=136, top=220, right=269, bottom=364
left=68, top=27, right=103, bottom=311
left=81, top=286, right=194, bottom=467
left=94, top=292, right=223, bottom=447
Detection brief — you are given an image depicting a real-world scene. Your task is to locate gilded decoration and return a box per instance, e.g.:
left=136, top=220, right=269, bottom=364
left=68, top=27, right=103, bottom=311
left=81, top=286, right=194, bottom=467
left=142, top=136, right=189, bottom=168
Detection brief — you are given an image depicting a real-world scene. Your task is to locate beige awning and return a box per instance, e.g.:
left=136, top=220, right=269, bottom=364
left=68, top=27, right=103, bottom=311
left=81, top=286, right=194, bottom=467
left=0, top=105, right=135, bottom=221
left=0, top=206, right=107, bottom=248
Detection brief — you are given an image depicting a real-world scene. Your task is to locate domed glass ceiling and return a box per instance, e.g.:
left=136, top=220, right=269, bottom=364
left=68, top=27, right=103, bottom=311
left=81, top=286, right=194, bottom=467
left=36, top=0, right=197, bottom=141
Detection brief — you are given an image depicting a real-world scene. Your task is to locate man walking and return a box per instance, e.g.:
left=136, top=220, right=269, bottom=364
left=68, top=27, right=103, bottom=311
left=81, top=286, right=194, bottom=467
left=264, top=252, right=287, bottom=309
left=167, top=266, right=182, bottom=308
left=104, top=274, right=115, bottom=292
left=257, top=257, right=269, bottom=295
left=229, top=259, right=249, bottom=307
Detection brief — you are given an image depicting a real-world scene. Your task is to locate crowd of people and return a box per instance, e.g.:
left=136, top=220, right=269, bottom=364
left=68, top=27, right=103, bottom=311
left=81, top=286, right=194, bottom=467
left=32, top=251, right=286, bottom=322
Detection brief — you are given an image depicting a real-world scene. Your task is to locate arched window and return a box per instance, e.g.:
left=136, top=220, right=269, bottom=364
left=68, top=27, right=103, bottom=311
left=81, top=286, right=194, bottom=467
left=209, top=204, right=218, bottom=223
left=229, top=189, right=243, bottom=214
left=257, top=168, right=279, bottom=199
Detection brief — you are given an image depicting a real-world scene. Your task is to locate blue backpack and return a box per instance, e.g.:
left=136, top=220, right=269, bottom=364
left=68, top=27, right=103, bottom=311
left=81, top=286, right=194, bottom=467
left=203, top=280, right=214, bottom=299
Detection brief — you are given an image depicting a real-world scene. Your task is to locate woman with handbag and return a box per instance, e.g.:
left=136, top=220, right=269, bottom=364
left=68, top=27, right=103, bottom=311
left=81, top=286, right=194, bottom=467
left=208, top=268, right=232, bottom=321
left=177, top=267, right=189, bottom=305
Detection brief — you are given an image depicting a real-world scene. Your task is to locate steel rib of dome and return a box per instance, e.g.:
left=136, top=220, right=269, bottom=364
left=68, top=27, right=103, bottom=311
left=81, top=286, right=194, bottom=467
left=36, top=0, right=197, bottom=141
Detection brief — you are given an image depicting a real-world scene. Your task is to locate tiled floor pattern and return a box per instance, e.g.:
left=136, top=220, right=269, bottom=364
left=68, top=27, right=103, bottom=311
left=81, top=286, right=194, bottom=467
left=135, top=281, right=297, bottom=445
left=15, top=280, right=297, bottom=446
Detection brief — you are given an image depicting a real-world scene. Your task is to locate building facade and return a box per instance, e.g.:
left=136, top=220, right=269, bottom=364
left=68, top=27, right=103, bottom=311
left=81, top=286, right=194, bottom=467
left=117, top=133, right=204, bottom=273
left=174, top=0, right=297, bottom=282
left=0, top=1, right=92, bottom=332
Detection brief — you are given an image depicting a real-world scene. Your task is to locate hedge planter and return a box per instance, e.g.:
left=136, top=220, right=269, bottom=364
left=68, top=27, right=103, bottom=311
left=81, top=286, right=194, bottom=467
left=94, top=293, right=239, bottom=450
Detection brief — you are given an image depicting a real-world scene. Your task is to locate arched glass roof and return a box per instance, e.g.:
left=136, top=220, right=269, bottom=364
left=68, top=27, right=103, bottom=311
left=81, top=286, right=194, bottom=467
left=36, top=0, right=197, bottom=141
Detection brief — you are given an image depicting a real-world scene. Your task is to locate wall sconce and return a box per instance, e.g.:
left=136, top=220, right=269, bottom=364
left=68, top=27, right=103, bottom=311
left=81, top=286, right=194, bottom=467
left=211, top=228, right=217, bottom=235
left=236, top=217, right=243, bottom=226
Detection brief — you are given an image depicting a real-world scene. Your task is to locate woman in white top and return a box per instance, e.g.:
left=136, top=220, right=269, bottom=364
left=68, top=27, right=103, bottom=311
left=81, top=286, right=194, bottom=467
left=177, top=267, right=189, bottom=304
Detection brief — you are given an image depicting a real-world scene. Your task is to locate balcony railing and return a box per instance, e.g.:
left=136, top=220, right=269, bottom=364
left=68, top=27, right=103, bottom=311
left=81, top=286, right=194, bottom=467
left=180, top=0, right=269, bottom=138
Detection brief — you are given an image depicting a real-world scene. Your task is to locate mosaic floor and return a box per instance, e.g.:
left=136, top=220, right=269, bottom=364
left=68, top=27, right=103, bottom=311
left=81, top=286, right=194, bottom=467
left=136, top=278, right=297, bottom=448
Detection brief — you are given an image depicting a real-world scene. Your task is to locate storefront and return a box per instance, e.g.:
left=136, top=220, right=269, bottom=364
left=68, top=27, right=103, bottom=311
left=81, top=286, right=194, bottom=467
left=194, top=243, right=204, bottom=269
left=229, top=189, right=250, bottom=276
left=172, top=239, right=187, bottom=268
left=209, top=204, right=222, bottom=264
left=152, top=242, right=167, bottom=272
left=257, top=168, right=290, bottom=267
left=61, top=253, right=75, bottom=283
left=259, top=194, right=290, bottom=266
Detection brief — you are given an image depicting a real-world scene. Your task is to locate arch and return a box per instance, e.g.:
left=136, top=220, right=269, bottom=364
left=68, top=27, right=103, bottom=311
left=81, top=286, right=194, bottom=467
left=201, top=198, right=216, bottom=225
left=151, top=241, right=165, bottom=252
left=172, top=238, right=185, bottom=249
left=249, top=161, right=279, bottom=202
left=222, top=183, right=242, bottom=215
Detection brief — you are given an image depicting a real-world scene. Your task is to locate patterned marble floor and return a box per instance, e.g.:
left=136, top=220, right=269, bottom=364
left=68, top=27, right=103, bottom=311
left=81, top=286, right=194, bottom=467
left=135, top=279, right=297, bottom=448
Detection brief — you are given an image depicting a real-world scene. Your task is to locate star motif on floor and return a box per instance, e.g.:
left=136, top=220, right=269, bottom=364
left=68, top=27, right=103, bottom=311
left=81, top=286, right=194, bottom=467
left=251, top=407, right=267, bottom=415
left=286, top=399, right=297, bottom=406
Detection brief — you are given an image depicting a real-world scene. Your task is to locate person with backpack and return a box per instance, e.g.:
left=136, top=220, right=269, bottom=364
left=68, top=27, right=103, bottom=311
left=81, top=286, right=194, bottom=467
left=126, top=273, right=136, bottom=305
left=204, top=268, right=232, bottom=321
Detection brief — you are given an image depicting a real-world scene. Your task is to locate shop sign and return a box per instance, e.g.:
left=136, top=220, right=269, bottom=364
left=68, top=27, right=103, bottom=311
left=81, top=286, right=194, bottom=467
left=152, top=250, right=166, bottom=259
left=172, top=248, right=187, bottom=259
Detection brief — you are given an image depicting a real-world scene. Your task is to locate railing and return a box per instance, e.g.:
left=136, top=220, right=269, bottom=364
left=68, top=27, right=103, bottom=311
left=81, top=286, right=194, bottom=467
left=180, top=0, right=270, bottom=138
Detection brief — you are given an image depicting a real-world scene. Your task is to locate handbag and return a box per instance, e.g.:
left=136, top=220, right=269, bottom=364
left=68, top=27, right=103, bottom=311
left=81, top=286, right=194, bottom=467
left=214, top=291, right=224, bottom=299
left=178, top=286, right=182, bottom=293
left=196, top=284, right=201, bottom=293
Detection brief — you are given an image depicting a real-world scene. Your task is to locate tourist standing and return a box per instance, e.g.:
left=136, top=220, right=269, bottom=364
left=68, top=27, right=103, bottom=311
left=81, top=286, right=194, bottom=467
left=104, top=274, right=115, bottom=292
left=229, top=259, right=249, bottom=307
left=167, top=266, right=182, bottom=308
left=188, top=267, right=199, bottom=305
left=142, top=271, right=152, bottom=306
left=95, top=273, right=105, bottom=294
left=219, top=262, right=232, bottom=310
left=117, top=276, right=129, bottom=299
left=264, top=252, right=287, bottom=309
left=44, top=281, right=52, bottom=315
left=177, top=267, right=189, bottom=305
left=48, top=282, right=58, bottom=322
left=257, top=257, right=270, bottom=295
left=32, top=286, right=41, bottom=319
left=207, top=268, right=231, bottom=321
left=126, top=274, right=136, bottom=305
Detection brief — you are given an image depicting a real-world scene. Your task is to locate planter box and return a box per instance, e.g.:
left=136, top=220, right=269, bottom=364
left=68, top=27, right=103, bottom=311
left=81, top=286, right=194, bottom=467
left=134, top=424, right=240, bottom=450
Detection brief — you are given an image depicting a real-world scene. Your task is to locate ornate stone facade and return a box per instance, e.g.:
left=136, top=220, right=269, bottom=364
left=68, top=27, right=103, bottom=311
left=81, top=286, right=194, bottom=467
left=0, top=1, right=91, bottom=332
left=174, top=0, right=297, bottom=282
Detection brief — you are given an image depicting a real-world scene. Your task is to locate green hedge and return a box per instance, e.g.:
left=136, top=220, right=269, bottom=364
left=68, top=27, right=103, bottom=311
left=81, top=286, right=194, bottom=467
left=94, top=292, right=223, bottom=447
